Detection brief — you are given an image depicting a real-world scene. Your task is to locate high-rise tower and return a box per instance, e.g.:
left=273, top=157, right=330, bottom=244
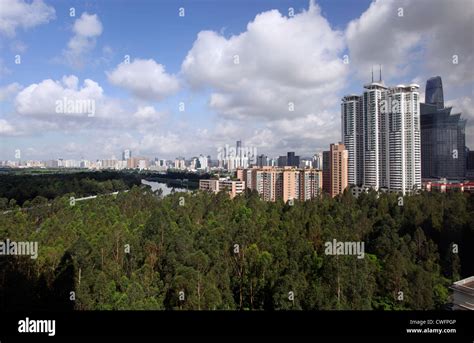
left=425, top=76, right=444, bottom=110
left=341, top=75, right=422, bottom=194
left=421, top=77, right=466, bottom=179
left=341, top=95, right=363, bottom=185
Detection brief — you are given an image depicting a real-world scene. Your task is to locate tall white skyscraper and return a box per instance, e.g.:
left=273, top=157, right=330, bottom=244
left=386, top=84, right=421, bottom=194
left=362, top=81, right=387, bottom=190
left=342, top=79, right=421, bottom=195
left=341, top=95, right=363, bottom=185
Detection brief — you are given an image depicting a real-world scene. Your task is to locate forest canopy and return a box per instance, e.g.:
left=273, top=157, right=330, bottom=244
left=0, top=179, right=473, bottom=311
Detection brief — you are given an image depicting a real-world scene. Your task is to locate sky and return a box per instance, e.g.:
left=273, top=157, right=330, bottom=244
left=0, top=0, right=473, bottom=161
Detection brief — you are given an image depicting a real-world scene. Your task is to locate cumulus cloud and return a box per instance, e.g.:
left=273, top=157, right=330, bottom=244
left=0, top=119, right=16, bottom=135
left=0, top=0, right=55, bottom=37
left=138, top=132, right=193, bottom=155
left=181, top=0, right=346, bottom=120
left=73, top=12, right=102, bottom=37
left=62, top=12, right=103, bottom=68
left=3, top=0, right=473, bottom=160
left=346, top=0, right=474, bottom=85
left=107, top=59, right=180, bottom=100
left=0, top=82, right=22, bottom=101
left=133, top=105, right=164, bottom=120
left=15, top=75, right=103, bottom=118
left=2, top=74, right=171, bottom=137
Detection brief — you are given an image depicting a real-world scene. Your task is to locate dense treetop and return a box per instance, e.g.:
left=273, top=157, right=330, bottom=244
left=0, top=176, right=472, bottom=310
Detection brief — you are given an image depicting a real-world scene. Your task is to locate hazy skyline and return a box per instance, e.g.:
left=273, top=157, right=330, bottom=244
left=1, top=0, right=473, bottom=161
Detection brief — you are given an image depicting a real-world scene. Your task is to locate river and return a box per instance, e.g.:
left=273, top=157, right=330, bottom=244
left=141, top=179, right=189, bottom=196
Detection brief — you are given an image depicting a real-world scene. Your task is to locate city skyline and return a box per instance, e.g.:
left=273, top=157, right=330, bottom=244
left=1, top=0, right=473, bottom=161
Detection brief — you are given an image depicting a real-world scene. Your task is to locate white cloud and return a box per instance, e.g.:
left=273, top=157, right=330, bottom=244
left=73, top=12, right=102, bottom=37
left=133, top=105, right=168, bottom=133
left=107, top=59, right=180, bottom=100
left=0, top=0, right=55, bottom=37
left=0, top=82, right=22, bottom=101
left=181, top=0, right=346, bottom=121
left=62, top=12, right=103, bottom=68
left=133, top=105, right=164, bottom=120
left=15, top=75, right=103, bottom=118
left=4, top=75, right=172, bottom=137
left=138, top=132, right=193, bottom=156
left=0, top=119, right=16, bottom=135
left=3, top=0, right=472, bottom=160
left=346, top=0, right=474, bottom=85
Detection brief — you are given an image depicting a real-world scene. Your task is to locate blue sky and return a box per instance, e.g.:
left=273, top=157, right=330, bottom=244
left=2, top=0, right=371, bottom=86
left=0, top=0, right=472, bottom=160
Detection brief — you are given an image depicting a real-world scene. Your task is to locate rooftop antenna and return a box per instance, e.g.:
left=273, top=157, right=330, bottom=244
left=371, top=66, right=374, bottom=83
left=379, top=64, right=382, bottom=82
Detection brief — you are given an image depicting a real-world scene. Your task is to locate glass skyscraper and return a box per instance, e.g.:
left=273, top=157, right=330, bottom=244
left=420, top=76, right=466, bottom=179
left=425, top=76, right=444, bottom=110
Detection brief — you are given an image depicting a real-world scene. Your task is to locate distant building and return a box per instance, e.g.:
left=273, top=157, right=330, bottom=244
left=277, top=155, right=287, bottom=167
left=128, top=157, right=148, bottom=169
left=236, top=140, right=242, bottom=154
left=299, top=158, right=313, bottom=169
left=219, top=140, right=253, bottom=171
left=45, top=160, right=59, bottom=168
left=115, top=160, right=127, bottom=170
left=299, top=169, right=322, bottom=200
left=174, top=157, right=186, bottom=170
left=423, top=179, right=474, bottom=194
left=219, top=179, right=245, bottom=198
left=425, top=75, right=444, bottom=110
left=313, top=152, right=323, bottom=170
left=101, top=159, right=118, bottom=169
left=122, top=149, right=131, bottom=161
left=467, top=150, right=474, bottom=170
left=138, top=160, right=147, bottom=170
left=198, top=154, right=208, bottom=170
left=80, top=160, right=90, bottom=169
left=329, top=143, right=348, bottom=197
left=449, top=276, right=474, bottom=310
left=287, top=152, right=300, bottom=167
left=199, top=179, right=219, bottom=193
left=256, top=154, right=269, bottom=167
left=236, top=166, right=322, bottom=202
left=467, top=149, right=474, bottom=179
left=322, top=150, right=331, bottom=194
left=199, top=179, right=245, bottom=198
left=421, top=76, right=466, bottom=180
